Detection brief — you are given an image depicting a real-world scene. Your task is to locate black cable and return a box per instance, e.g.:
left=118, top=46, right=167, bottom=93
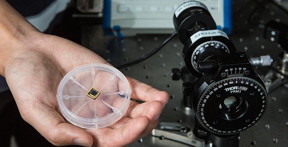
left=116, top=31, right=178, bottom=69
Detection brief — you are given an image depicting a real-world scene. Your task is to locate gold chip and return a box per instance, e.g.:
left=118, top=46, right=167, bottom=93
left=87, top=88, right=101, bottom=100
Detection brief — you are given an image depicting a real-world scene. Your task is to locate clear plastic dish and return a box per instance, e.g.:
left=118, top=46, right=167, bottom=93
left=57, top=63, right=131, bottom=129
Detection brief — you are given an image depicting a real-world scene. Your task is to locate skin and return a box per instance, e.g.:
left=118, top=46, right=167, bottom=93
left=0, top=1, right=169, bottom=146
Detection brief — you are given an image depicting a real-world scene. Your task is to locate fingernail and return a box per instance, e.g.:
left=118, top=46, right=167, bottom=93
left=73, top=138, right=89, bottom=147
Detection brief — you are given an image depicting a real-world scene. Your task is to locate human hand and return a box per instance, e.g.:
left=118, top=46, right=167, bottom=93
left=4, top=34, right=168, bottom=146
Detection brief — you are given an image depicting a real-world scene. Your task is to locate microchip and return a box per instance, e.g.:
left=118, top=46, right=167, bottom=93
left=87, top=88, right=101, bottom=100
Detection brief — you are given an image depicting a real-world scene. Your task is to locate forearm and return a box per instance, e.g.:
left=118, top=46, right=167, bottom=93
left=0, top=0, right=40, bottom=76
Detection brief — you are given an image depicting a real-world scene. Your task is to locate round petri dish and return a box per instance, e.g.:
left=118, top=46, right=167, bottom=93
left=57, top=63, right=131, bottom=129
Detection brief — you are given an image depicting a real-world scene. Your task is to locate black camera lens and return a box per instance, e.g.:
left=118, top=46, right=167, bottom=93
left=219, top=96, right=248, bottom=120
left=174, top=0, right=268, bottom=139
left=195, top=76, right=266, bottom=135
left=222, top=96, right=238, bottom=109
left=173, top=1, right=216, bottom=44
left=183, top=39, right=235, bottom=76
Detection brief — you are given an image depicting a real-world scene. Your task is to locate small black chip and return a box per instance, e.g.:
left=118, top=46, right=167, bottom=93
left=87, top=88, right=101, bottom=100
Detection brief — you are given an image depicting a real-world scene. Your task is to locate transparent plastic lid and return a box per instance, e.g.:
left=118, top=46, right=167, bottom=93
left=57, top=63, right=131, bottom=129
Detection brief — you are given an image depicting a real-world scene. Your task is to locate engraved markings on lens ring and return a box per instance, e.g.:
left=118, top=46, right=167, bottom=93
left=222, top=67, right=248, bottom=78
left=191, top=41, right=230, bottom=73
left=196, top=77, right=267, bottom=135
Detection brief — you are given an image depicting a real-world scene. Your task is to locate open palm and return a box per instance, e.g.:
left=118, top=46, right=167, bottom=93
left=4, top=34, right=168, bottom=146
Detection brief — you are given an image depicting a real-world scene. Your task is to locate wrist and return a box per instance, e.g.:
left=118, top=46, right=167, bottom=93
left=0, top=26, right=42, bottom=76
left=0, top=1, right=41, bottom=76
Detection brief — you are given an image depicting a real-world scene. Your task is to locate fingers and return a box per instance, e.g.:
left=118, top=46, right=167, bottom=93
left=115, top=116, right=148, bottom=145
left=18, top=101, right=93, bottom=146
left=125, top=78, right=169, bottom=137
left=46, top=122, right=93, bottom=146
left=127, top=77, right=169, bottom=104
left=129, top=102, right=160, bottom=136
left=125, top=101, right=164, bottom=136
left=90, top=116, right=149, bottom=147
left=127, top=101, right=163, bottom=120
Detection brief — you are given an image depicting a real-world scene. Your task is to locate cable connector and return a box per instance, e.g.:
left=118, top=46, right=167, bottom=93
left=250, top=55, right=273, bottom=66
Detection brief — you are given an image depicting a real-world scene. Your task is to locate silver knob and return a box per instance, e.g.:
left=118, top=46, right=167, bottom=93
left=250, top=55, right=273, bottom=66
